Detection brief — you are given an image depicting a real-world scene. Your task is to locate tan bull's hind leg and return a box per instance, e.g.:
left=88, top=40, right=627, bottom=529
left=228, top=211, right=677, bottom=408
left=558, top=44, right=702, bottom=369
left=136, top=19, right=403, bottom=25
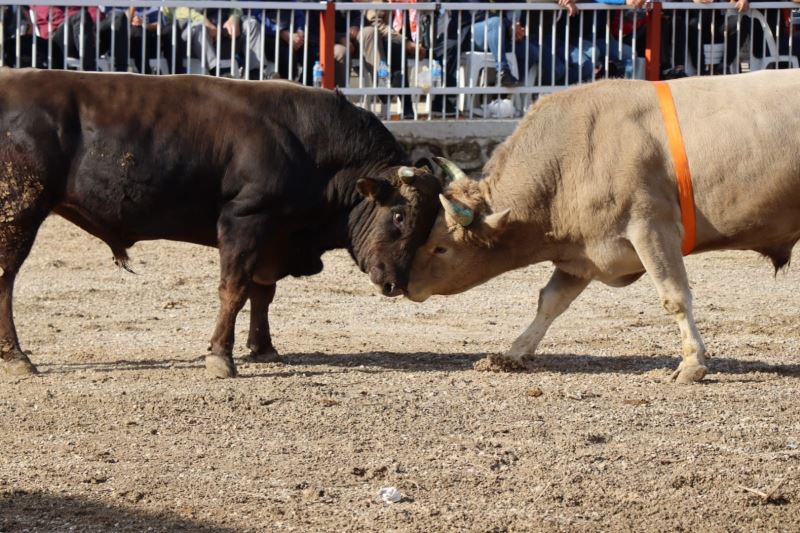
left=477, top=268, right=590, bottom=372
left=629, top=224, right=707, bottom=383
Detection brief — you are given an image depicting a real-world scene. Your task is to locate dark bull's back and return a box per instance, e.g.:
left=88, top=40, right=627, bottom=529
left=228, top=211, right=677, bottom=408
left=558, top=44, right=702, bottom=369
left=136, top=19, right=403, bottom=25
left=0, top=69, right=443, bottom=378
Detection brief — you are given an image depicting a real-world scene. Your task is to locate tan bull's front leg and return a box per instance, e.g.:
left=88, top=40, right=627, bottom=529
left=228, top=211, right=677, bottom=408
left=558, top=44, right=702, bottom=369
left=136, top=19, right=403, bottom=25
left=477, top=268, right=590, bottom=371
left=629, top=223, right=707, bottom=383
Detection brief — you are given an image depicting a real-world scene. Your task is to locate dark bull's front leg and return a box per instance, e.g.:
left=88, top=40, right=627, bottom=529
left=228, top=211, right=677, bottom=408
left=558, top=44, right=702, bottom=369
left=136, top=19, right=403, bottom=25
left=206, top=210, right=270, bottom=378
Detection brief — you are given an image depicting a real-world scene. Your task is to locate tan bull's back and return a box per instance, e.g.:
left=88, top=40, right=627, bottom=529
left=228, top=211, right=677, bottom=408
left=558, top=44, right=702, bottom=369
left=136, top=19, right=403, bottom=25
left=669, top=71, right=800, bottom=253
left=495, top=71, right=800, bottom=260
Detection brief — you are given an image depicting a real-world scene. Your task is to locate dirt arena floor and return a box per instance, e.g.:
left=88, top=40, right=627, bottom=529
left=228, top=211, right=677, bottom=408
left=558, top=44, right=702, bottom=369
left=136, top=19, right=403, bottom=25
left=2, top=216, right=800, bottom=532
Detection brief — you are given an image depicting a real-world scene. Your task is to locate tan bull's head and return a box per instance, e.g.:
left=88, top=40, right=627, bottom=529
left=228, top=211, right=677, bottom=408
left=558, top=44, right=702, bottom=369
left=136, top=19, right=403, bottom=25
left=405, top=158, right=512, bottom=302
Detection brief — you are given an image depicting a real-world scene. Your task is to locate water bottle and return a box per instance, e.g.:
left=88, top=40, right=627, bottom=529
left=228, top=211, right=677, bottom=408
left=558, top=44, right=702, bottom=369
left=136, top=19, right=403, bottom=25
left=312, top=61, right=324, bottom=88
left=431, top=60, right=443, bottom=88
left=377, top=61, right=390, bottom=88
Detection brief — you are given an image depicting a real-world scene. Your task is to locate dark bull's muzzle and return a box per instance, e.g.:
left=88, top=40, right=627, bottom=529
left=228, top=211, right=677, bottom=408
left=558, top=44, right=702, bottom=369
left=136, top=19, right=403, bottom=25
left=369, top=264, right=404, bottom=297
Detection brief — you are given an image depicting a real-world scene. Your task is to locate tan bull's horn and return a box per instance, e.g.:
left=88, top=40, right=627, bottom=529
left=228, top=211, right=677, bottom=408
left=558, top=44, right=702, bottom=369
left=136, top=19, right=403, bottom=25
left=432, top=157, right=468, bottom=182
left=439, top=194, right=474, bottom=227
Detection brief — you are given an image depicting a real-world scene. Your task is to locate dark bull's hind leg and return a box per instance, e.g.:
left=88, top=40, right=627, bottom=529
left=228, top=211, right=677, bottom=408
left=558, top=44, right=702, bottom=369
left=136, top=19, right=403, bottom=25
left=206, top=210, right=268, bottom=378
left=242, top=283, right=281, bottom=363
left=0, top=179, right=49, bottom=376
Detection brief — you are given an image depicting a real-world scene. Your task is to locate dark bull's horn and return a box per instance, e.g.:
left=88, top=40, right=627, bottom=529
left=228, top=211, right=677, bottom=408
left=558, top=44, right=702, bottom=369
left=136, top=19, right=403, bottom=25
left=397, top=166, right=416, bottom=185
left=432, top=157, right=468, bottom=182
left=439, top=194, right=474, bottom=227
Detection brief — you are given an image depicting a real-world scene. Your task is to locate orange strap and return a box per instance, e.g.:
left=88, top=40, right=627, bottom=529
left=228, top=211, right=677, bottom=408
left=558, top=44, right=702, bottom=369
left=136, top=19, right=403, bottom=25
left=653, top=81, right=695, bottom=256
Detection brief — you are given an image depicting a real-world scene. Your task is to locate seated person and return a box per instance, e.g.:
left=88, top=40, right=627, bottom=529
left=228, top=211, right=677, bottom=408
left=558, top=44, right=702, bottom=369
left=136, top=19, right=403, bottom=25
left=241, top=8, right=307, bottom=80
left=127, top=6, right=186, bottom=74
left=31, top=5, right=128, bottom=72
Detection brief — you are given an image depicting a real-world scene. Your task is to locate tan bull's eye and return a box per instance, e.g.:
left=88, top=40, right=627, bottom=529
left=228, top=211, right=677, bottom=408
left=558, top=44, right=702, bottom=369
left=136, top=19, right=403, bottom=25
left=393, top=212, right=404, bottom=226
left=433, top=246, right=447, bottom=255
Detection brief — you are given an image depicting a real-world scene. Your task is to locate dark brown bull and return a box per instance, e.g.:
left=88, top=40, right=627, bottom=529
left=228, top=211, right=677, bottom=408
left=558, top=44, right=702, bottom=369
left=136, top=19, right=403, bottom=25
left=0, top=69, right=442, bottom=378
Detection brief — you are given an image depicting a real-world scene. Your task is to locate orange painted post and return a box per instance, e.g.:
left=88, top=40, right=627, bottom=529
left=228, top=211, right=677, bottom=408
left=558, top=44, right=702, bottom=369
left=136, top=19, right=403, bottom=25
left=645, top=1, right=662, bottom=81
left=320, top=1, right=336, bottom=89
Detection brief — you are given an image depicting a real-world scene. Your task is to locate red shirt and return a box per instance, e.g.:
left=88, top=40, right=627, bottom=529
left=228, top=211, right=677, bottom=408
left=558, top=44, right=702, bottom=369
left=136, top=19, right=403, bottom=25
left=31, top=6, right=100, bottom=40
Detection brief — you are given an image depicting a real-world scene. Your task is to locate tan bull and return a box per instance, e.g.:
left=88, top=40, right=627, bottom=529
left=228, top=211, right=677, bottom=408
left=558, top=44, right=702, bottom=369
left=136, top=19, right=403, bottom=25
left=406, top=70, right=800, bottom=383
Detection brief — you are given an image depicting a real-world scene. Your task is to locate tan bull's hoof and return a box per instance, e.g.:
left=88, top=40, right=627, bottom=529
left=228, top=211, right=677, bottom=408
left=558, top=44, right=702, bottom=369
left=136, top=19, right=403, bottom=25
left=670, top=364, right=708, bottom=384
left=474, top=354, right=529, bottom=373
left=241, top=348, right=282, bottom=364
left=3, top=358, right=39, bottom=376
left=205, top=355, right=237, bottom=379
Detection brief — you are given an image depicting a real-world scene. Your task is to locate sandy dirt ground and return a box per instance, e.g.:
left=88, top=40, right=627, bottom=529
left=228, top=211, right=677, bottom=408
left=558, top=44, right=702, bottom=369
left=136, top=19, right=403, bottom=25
left=1, top=216, right=800, bottom=532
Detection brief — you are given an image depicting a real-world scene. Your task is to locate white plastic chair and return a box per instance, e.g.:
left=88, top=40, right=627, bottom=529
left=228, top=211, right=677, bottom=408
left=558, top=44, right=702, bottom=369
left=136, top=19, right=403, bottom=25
left=458, top=51, right=520, bottom=115
left=747, top=9, right=799, bottom=71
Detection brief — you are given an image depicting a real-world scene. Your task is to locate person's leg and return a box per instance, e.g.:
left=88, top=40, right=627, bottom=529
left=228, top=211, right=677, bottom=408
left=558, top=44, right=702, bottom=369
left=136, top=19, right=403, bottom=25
left=129, top=24, right=146, bottom=73
left=239, top=17, right=266, bottom=79
left=66, top=11, right=97, bottom=71
left=519, top=35, right=566, bottom=85
left=98, top=11, right=128, bottom=71
left=606, top=38, right=634, bottom=78
left=50, top=23, right=68, bottom=69
left=359, top=25, right=386, bottom=77
left=184, top=22, right=216, bottom=73
left=333, top=43, right=348, bottom=87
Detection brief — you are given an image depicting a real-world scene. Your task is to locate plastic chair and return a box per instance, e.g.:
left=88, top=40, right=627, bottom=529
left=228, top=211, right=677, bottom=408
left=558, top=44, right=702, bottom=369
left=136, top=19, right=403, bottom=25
left=458, top=51, right=520, bottom=116
left=747, top=9, right=799, bottom=71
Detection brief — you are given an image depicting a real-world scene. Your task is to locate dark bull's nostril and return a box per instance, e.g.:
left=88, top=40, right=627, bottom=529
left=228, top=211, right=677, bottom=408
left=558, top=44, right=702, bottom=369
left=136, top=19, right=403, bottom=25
left=382, top=282, right=396, bottom=296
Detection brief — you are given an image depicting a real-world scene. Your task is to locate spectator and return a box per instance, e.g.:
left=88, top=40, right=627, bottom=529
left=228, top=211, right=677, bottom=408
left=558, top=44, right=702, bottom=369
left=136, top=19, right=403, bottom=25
left=293, top=0, right=360, bottom=87
left=356, top=0, right=426, bottom=83
left=31, top=6, right=127, bottom=72
left=564, top=0, right=639, bottom=81
left=353, top=0, right=426, bottom=117
left=127, top=6, right=185, bottom=74
left=174, top=4, right=263, bottom=76
left=509, top=0, right=574, bottom=86
left=240, top=7, right=307, bottom=80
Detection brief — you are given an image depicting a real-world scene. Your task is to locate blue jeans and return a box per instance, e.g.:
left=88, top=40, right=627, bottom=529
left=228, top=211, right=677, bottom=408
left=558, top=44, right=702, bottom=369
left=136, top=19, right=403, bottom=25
left=571, top=38, right=635, bottom=79
left=515, top=39, right=565, bottom=85
left=470, top=16, right=512, bottom=71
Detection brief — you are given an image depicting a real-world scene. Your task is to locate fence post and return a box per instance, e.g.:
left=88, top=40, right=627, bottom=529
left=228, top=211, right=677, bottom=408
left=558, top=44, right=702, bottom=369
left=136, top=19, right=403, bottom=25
left=645, top=1, right=662, bottom=81
left=320, top=1, right=336, bottom=89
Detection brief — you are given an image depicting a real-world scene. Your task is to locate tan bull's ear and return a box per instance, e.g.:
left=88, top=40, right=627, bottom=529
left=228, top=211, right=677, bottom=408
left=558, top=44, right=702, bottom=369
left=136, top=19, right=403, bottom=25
left=356, top=178, right=390, bottom=201
left=484, top=208, right=511, bottom=232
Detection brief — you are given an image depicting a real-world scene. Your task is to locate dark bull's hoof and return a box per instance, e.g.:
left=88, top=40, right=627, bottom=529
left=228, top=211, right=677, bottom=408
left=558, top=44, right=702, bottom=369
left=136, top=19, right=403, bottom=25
left=2, top=358, right=39, bottom=376
left=205, top=355, right=237, bottom=379
left=241, top=349, right=283, bottom=364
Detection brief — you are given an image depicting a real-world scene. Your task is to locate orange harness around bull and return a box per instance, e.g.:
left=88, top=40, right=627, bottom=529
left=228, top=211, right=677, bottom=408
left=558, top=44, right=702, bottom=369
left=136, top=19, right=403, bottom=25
left=653, top=81, right=696, bottom=256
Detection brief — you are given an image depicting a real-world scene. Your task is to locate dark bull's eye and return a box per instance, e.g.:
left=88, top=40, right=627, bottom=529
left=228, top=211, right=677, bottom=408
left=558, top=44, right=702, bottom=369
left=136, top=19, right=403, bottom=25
left=393, top=212, right=404, bottom=226
left=434, top=247, right=447, bottom=255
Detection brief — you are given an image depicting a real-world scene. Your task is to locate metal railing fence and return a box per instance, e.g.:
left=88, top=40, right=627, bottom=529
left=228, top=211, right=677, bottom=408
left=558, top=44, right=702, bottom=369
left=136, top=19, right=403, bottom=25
left=0, top=1, right=797, bottom=119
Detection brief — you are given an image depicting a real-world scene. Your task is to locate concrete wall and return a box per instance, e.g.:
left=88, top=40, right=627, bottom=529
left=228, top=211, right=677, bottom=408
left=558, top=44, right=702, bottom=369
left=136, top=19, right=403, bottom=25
left=385, top=120, right=518, bottom=174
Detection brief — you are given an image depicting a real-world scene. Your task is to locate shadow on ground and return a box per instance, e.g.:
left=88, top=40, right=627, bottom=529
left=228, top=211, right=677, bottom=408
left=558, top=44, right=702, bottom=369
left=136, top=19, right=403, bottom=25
left=0, top=490, right=235, bottom=532
left=285, top=351, right=800, bottom=377
left=35, top=352, right=800, bottom=378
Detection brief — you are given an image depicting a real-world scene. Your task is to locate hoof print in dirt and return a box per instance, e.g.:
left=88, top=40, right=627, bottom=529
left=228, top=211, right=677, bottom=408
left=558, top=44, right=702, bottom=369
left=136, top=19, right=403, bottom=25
left=473, top=354, right=531, bottom=373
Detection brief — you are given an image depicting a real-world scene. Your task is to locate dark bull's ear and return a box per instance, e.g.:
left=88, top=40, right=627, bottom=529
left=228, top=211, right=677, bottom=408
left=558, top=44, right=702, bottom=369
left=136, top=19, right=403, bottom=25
left=356, top=177, right=391, bottom=201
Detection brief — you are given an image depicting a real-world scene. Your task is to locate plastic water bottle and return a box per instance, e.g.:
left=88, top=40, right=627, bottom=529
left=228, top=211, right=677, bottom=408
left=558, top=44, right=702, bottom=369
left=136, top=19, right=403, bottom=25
left=431, top=60, right=443, bottom=88
left=377, top=61, right=390, bottom=88
left=312, top=61, right=324, bottom=88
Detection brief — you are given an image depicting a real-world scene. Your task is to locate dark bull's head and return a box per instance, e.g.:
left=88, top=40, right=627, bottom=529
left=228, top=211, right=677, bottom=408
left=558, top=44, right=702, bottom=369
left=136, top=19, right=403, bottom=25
left=352, top=164, right=443, bottom=297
